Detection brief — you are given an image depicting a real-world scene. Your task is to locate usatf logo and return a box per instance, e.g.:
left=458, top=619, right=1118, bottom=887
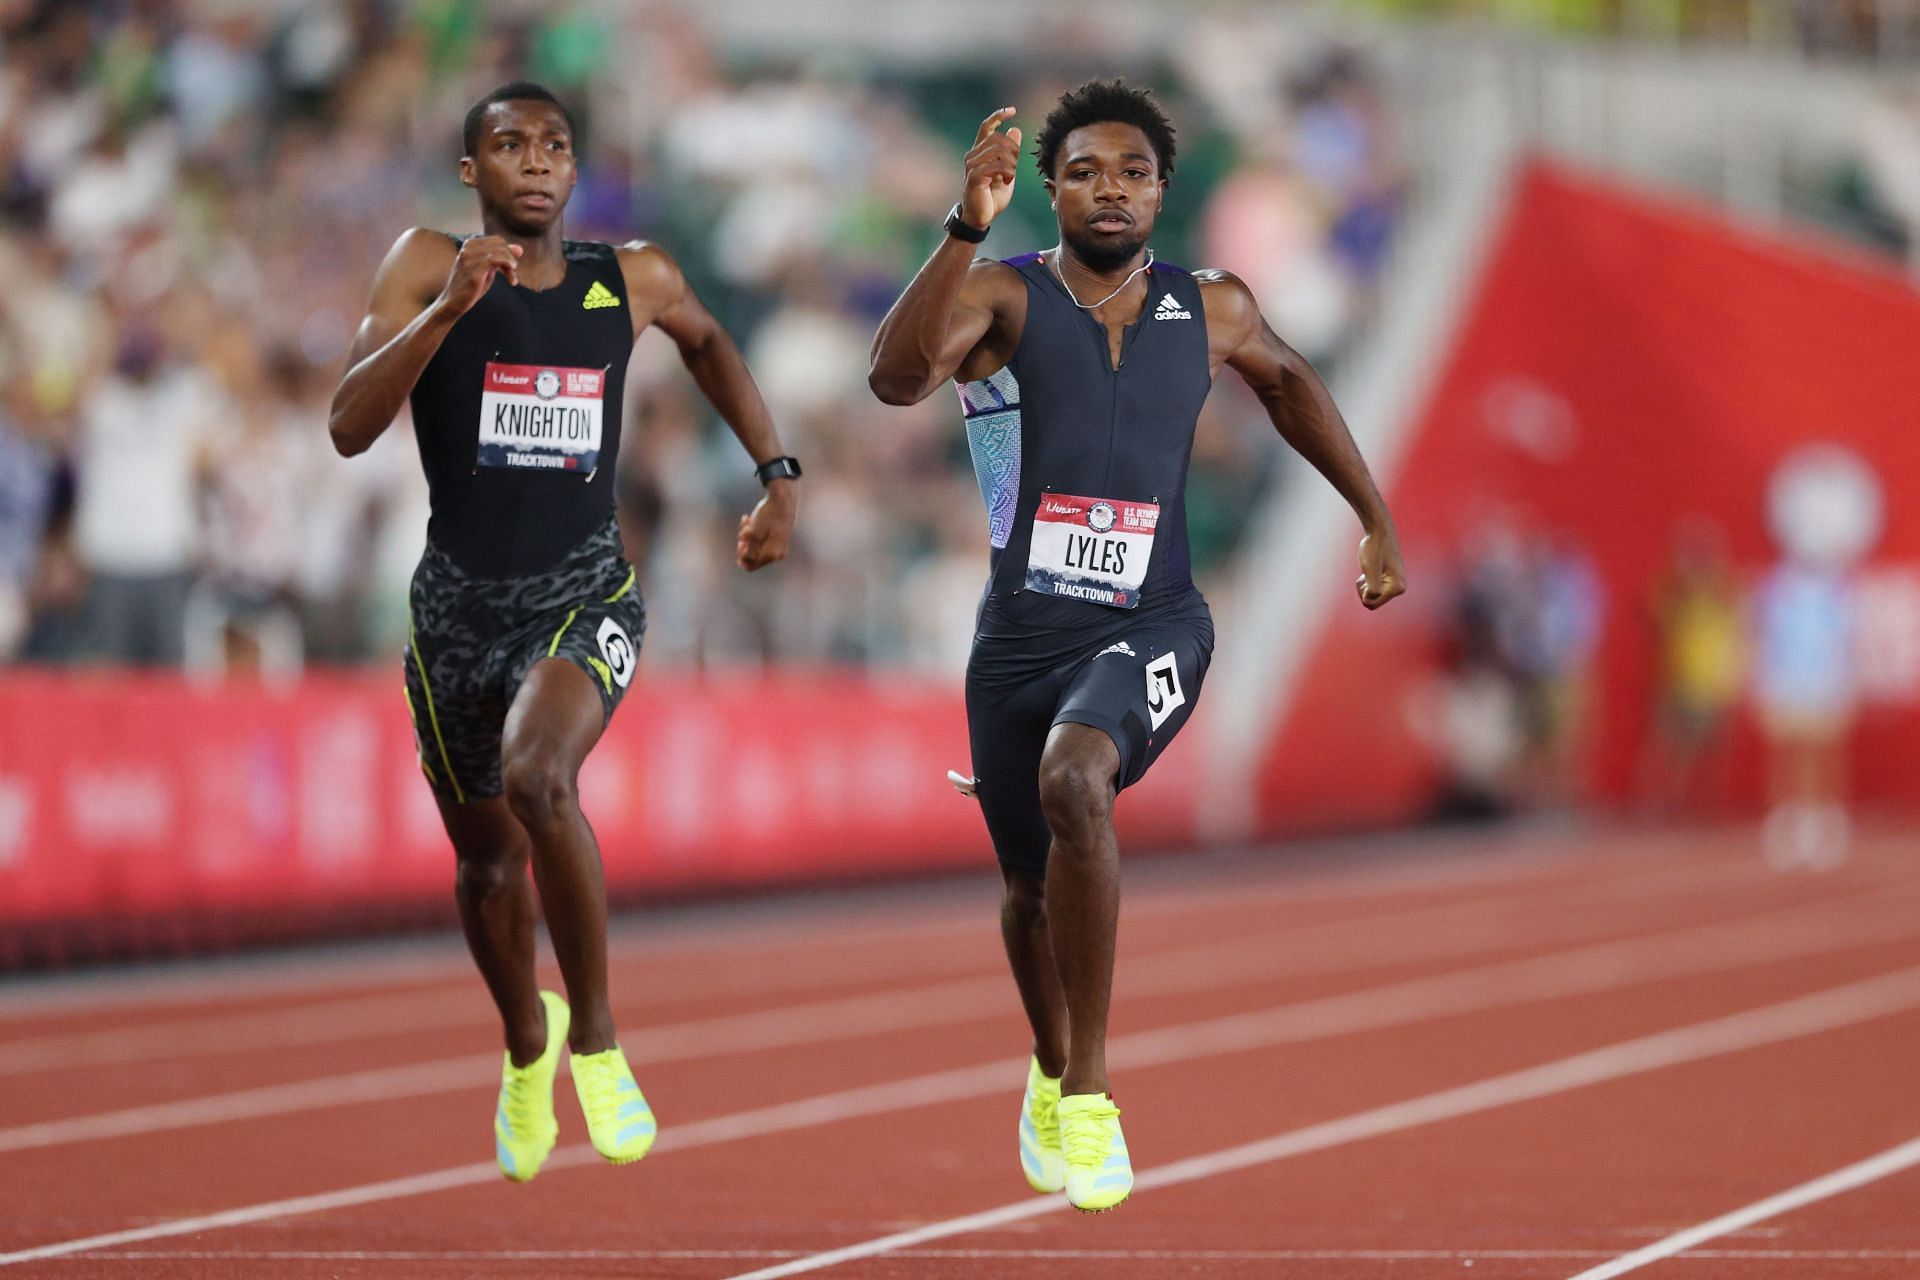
left=1087, top=501, right=1117, bottom=533
left=582, top=280, right=621, bottom=310
left=1153, top=293, right=1191, bottom=321
left=534, top=369, right=561, bottom=400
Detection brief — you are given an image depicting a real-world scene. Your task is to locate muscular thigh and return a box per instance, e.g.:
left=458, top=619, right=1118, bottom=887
left=1053, top=609, right=1214, bottom=790
left=966, top=671, right=1064, bottom=879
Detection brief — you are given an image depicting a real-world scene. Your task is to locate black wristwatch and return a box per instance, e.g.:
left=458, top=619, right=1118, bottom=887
left=754, top=455, right=803, bottom=486
left=944, top=203, right=989, bottom=244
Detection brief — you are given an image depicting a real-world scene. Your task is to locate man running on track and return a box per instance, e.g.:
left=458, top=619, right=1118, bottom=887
left=869, top=81, right=1405, bottom=1212
left=328, top=83, right=800, bottom=1182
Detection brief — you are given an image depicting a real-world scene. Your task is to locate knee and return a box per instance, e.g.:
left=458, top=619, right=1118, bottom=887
left=1001, top=870, right=1047, bottom=924
left=1037, top=757, right=1113, bottom=844
left=454, top=846, right=521, bottom=903
left=501, top=753, right=578, bottom=830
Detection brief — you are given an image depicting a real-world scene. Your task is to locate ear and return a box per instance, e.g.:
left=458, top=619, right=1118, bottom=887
left=459, top=156, right=475, bottom=188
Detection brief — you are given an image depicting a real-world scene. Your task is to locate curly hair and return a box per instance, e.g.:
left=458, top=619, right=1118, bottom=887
left=462, top=82, right=576, bottom=158
left=1032, top=79, right=1176, bottom=180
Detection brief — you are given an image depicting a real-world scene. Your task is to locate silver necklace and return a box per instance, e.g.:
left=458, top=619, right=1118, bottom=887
left=1051, top=247, right=1154, bottom=310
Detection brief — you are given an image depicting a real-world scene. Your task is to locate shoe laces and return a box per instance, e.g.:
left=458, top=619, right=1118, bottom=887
left=500, top=1063, right=543, bottom=1133
left=576, top=1054, right=626, bottom=1128
left=1063, top=1099, right=1120, bottom=1168
left=1029, top=1087, right=1060, bottom=1143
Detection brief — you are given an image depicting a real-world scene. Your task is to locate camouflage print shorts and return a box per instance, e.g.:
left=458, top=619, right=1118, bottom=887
left=402, top=518, right=646, bottom=802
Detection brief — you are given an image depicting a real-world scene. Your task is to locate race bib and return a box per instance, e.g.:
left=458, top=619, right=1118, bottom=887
left=1025, top=492, right=1158, bottom=609
left=477, top=362, right=605, bottom=473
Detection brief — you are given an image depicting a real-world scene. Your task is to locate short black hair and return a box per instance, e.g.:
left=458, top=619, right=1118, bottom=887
left=462, top=82, right=575, bottom=157
left=1033, top=79, right=1176, bottom=180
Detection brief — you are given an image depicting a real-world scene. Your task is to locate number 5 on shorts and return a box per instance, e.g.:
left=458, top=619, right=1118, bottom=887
left=1145, top=650, right=1184, bottom=731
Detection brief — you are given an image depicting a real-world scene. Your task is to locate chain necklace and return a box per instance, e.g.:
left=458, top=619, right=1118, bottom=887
left=1051, top=247, right=1154, bottom=310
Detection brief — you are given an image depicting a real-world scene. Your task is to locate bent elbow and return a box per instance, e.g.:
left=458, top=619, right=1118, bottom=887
left=867, top=368, right=925, bottom=406
left=327, top=417, right=366, bottom=458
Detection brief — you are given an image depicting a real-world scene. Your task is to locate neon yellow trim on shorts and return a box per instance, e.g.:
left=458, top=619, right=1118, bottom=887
left=401, top=686, right=438, bottom=785
left=604, top=567, right=636, bottom=603
left=586, top=655, right=613, bottom=694
left=547, top=607, right=582, bottom=657
left=408, top=615, right=466, bottom=805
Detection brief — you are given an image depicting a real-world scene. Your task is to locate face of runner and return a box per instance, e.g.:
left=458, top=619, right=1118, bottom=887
left=1044, top=121, right=1166, bottom=274
left=460, top=99, right=577, bottom=236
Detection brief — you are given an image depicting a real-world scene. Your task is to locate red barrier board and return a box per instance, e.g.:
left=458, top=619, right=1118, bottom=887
left=0, top=667, right=1205, bottom=949
left=1257, top=159, right=1920, bottom=831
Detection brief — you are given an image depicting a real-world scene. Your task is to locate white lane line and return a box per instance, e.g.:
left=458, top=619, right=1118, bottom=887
left=1564, top=1135, right=1920, bottom=1280
left=57, top=1248, right=1920, bottom=1263
left=718, top=966, right=1920, bottom=1280
left=0, top=824, right=1726, bottom=1022
left=0, top=843, right=1809, bottom=1076
left=6, top=880, right=1910, bottom=1154
left=7, top=917, right=1920, bottom=1267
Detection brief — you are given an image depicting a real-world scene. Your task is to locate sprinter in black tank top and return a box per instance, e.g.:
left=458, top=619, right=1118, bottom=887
left=870, top=81, right=1406, bottom=1212
left=328, top=83, right=799, bottom=1181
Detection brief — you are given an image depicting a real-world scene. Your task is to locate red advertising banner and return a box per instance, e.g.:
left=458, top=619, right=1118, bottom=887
left=0, top=668, right=1204, bottom=957
left=1256, top=159, right=1920, bottom=832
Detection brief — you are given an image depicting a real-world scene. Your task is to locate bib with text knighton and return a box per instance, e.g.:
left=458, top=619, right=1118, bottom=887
left=478, top=362, right=605, bottom=473
left=1025, top=492, right=1159, bottom=609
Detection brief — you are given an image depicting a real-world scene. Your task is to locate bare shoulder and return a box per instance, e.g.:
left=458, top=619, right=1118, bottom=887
left=387, top=226, right=458, bottom=271
left=964, top=255, right=1026, bottom=305
left=615, top=240, right=684, bottom=303
left=1193, top=268, right=1259, bottom=321
left=369, top=227, right=457, bottom=306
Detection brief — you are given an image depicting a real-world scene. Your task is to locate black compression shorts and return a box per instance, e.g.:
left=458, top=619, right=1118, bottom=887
left=402, top=518, right=646, bottom=803
left=965, top=602, right=1213, bottom=878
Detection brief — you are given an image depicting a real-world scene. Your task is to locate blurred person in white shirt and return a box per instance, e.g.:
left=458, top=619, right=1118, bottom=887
left=71, top=321, right=214, bottom=665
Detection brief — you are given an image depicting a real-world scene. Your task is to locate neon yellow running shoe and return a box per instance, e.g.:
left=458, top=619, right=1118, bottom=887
left=495, top=990, right=569, bottom=1182
left=1060, top=1092, right=1132, bottom=1212
left=1019, top=1056, right=1065, bottom=1193
left=571, top=1044, right=656, bottom=1164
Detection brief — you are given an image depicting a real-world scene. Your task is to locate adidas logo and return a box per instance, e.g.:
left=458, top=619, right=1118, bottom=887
left=1153, top=293, right=1191, bottom=321
left=1098, top=640, right=1137, bottom=658
left=582, top=280, right=621, bottom=310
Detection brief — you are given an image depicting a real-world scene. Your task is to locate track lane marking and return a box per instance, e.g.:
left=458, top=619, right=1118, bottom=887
left=54, top=1247, right=1920, bottom=1262
left=718, top=968, right=1920, bottom=1280
left=0, top=826, right=1745, bottom=1022
left=6, top=919, right=1920, bottom=1264
left=5, top=881, right=1914, bottom=1153
left=0, top=846, right=1826, bottom=1077
left=1564, top=1135, right=1920, bottom=1280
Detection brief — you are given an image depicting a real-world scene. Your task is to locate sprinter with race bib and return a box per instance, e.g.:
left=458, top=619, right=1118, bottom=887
left=329, top=83, right=799, bottom=1183
left=869, top=80, right=1405, bottom=1212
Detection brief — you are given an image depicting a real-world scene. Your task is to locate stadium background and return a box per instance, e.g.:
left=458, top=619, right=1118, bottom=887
left=0, top=0, right=1915, bottom=961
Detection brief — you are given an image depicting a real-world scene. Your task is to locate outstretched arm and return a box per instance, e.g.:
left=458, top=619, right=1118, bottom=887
left=329, top=229, right=521, bottom=457
left=1202, top=270, right=1407, bottom=610
left=868, top=108, right=1027, bottom=404
left=620, top=243, right=794, bottom=572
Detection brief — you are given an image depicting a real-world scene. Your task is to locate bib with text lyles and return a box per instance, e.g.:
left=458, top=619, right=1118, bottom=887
left=477, top=362, right=604, bottom=473
left=1025, top=492, right=1159, bottom=609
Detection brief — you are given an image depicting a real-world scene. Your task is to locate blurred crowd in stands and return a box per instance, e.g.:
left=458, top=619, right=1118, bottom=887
left=0, top=0, right=1406, bottom=675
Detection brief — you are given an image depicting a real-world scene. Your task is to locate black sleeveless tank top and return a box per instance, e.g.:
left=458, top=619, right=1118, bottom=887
left=408, top=237, right=632, bottom=578
left=958, top=252, right=1213, bottom=665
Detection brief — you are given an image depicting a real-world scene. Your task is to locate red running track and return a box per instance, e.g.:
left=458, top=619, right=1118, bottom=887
left=2, top=824, right=1918, bottom=1279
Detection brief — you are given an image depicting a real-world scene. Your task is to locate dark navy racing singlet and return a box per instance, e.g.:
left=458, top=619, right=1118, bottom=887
left=959, top=253, right=1214, bottom=688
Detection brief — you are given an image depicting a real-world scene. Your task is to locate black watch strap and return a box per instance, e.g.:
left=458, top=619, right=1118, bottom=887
left=754, top=456, right=803, bottom=486
left=944, top=203, right=989, bottom=244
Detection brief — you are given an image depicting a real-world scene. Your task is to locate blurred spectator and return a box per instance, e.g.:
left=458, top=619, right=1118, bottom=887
left=1754, top=557, right=1858, bottom=869
left=1633, top=517, right=1746, bottom=818
left=69, top=320, right=216, bottom=666
left=0, top=2, right=1405, bottom=674
left=1510, top=536, right=1607, bottom=808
